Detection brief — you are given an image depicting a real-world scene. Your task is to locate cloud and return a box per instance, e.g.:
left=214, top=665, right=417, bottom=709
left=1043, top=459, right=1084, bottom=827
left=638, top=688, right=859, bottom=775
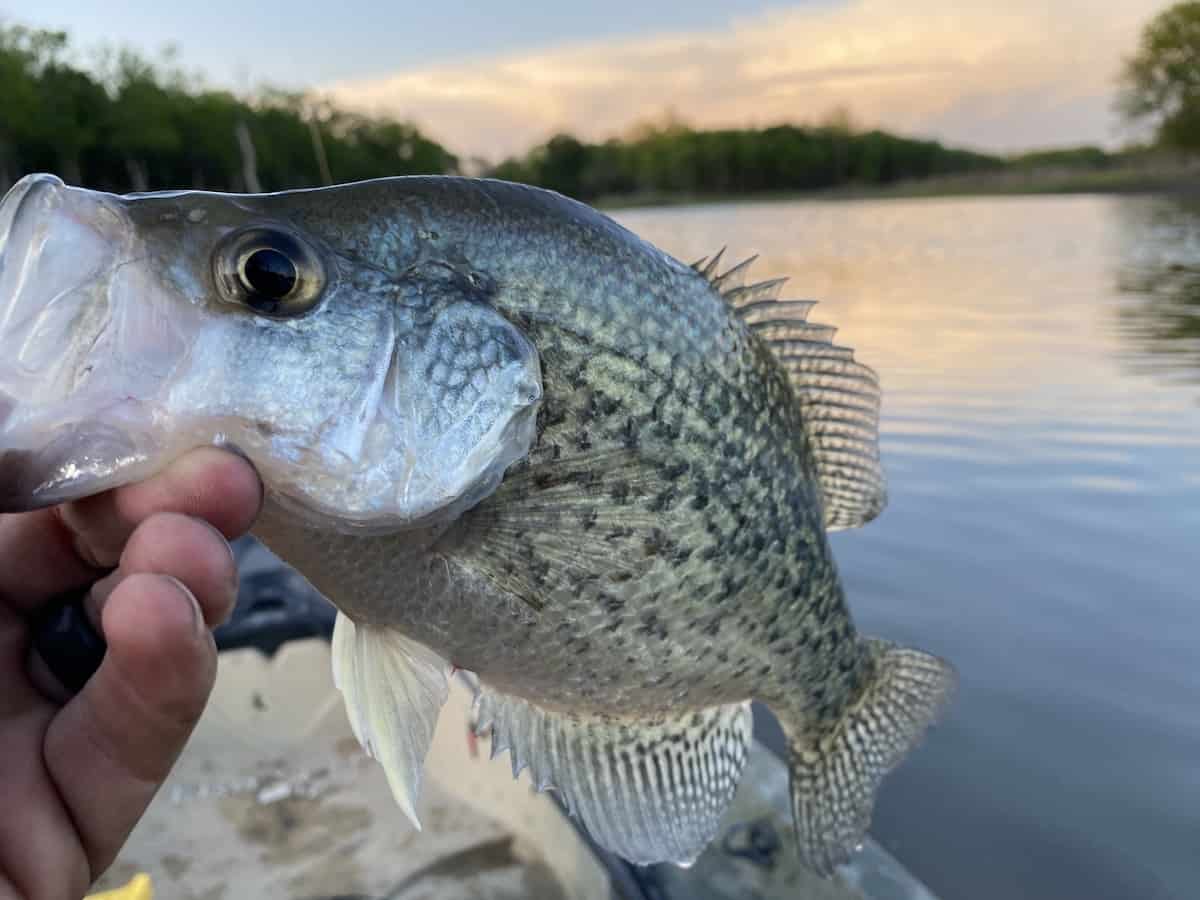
left=321, top=0, right=1170, bottom=160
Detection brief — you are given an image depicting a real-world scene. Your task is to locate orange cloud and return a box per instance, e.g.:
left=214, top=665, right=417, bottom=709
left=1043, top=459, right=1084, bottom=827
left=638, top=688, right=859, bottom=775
left=322, top=0, right=1170, bottom=159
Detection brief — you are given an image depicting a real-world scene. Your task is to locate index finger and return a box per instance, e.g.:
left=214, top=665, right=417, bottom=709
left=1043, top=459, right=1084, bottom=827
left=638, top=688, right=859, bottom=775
left=0, top=448, right=261, bottom=613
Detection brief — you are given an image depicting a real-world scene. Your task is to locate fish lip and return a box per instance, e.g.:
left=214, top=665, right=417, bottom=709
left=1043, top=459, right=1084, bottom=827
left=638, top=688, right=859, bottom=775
left=0, top=421, right=149, bottom=513
left=0, top=448, right=86, bottom=513
left=0, top=176, right=155, bottom=511
left=0, top=173, right=66, bottom=251
left=0, top=449, right=46, bottom=512
left=0, top=174, right=127, bottom=381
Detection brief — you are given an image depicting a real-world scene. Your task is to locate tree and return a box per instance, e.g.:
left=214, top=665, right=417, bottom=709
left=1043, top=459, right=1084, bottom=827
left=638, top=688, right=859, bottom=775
left=0, top=25, right=79, bottom=186
left=0, top=19, right=458, bottom=192
left=1120, top=1, right=1200, bottom=153
left=103, top=50, right=185, bottom=190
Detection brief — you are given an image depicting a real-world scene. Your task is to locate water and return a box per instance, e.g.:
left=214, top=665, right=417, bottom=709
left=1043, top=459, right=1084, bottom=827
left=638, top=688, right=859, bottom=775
left=615, top=195, right=1200, bottom=900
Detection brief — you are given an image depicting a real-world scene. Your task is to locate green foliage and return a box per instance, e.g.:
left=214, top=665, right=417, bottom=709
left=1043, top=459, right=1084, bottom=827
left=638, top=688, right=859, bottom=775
left=1009, top=146, right=1116, bottom=170
left=0, top=21, right=458, bottom=192
left=1, top=17, right=1145, bottom=203
left=486, top=121, right=1002, bottom=202
left=1120, top=1, right=1200, bottom=152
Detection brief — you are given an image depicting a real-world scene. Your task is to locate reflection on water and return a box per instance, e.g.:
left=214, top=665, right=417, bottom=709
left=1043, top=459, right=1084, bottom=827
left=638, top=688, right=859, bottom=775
left=616, top=195, right=1198, bottom=900
left=1115, top=197, right=1200, bottom=384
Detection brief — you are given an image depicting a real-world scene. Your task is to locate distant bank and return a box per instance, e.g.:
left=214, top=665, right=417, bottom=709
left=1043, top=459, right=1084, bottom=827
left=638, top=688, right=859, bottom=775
left=595, top=160, right=1200, bottom=210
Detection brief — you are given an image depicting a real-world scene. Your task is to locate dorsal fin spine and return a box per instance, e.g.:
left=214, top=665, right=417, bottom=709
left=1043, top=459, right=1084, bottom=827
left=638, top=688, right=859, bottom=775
left=711, top=254, right=758, bottom=290
left=698, top=247, right=725, bottom=279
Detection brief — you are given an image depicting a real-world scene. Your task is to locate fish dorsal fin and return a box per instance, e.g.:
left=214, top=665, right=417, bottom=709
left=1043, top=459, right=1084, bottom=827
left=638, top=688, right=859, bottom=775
left=471, top=680, right=753, bottom=866
left=332, top=613, right=452, bottom=828
left=701, top=252, right=887, bottom=530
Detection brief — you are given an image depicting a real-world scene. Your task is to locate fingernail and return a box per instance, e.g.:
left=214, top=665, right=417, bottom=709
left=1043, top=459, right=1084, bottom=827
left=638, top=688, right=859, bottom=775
left=191, top=517, right=238, bottom=626
left=54, top=504, right=119, bottom=570
left=162, top=575, right=205, bottom=637
left=197, top=517, right=237, bottom=569
left=82, top=570, right=119, bottom=630
left=214, top=441, right=265, bottom=516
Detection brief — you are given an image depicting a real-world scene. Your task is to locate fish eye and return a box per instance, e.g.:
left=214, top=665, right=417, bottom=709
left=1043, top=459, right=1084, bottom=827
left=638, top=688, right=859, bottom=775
left=241, top=248, right=296, bottom=299
left=213, top=227, right=325, bottom=318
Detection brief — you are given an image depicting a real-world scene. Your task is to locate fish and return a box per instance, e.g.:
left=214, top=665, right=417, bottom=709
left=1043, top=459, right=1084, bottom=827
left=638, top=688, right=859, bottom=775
left=0, top=172, right=955, bottom=875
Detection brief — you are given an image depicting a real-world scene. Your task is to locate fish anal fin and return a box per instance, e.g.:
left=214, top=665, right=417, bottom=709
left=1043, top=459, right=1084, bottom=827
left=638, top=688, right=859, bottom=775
left=471, top=683, right=753, bottom=866
left=332, top=613, right=452, bottom=829
left=784, top=639, right=956, bottom=875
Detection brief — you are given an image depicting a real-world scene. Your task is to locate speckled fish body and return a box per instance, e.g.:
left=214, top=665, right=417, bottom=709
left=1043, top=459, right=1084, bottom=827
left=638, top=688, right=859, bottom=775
left=259, top=180, right=853, bottom=711
left=0, top=173, right=954, bottom=875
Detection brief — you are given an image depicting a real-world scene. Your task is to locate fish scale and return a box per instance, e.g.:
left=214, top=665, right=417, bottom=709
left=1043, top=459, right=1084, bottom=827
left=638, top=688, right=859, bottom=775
left=0, top=172, right=954, bottom=876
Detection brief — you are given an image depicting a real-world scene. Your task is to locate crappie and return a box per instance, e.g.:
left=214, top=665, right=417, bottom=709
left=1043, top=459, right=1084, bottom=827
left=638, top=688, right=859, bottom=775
left=0, top=173, right=955, bottom=875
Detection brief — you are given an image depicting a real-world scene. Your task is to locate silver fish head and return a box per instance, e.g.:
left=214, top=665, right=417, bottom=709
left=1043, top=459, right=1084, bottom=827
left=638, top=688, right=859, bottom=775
left=0, top=174, right=542, bottom=531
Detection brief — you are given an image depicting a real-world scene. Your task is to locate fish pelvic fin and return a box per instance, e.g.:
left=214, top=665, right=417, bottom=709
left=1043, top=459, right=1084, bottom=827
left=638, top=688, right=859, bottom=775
left=701, top=251, right=888, bottom=530
left=470, top=681, right=753, bottom=866
left=331, top=612, right=452, bottom=829
left=784, top=638, right=956, bottom=876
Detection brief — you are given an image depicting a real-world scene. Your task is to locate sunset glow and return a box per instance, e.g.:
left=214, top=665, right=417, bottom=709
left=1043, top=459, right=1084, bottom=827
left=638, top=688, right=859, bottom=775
left=323, top=0, right=1168, bottom=160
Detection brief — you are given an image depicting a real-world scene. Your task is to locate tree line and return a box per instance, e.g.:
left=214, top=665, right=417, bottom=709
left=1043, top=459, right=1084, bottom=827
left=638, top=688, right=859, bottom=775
left=0, top=21, right=1012, bottom=201
left=490, top=123, right=1005, bottom=202
left=0, top=24, right=458, bottom=193
left=3, top=6, right=1197, bottom=203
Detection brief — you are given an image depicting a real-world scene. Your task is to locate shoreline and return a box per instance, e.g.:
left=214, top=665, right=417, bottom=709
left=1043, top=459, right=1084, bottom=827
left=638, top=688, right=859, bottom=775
left=596, top=166, right=1200, bottom=210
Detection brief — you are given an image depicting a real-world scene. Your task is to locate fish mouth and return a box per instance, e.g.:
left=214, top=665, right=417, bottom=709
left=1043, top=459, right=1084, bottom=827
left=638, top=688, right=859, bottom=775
left=0, top=174, right=167, bottom=511
left=0, top=426, right=144, bottom=511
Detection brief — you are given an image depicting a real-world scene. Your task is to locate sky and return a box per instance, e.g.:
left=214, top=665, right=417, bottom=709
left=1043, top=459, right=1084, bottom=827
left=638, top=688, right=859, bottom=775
left=11, top=0, right=1172, bottom=160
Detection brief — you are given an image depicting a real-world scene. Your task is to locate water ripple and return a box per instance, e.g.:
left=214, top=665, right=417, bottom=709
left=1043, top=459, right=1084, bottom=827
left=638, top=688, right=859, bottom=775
left=617, top=194, right=1200, bottom=900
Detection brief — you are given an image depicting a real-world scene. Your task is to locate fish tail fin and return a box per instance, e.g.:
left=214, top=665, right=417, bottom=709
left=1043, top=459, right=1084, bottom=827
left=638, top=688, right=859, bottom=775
left=783, top=638, right=955, bottom=876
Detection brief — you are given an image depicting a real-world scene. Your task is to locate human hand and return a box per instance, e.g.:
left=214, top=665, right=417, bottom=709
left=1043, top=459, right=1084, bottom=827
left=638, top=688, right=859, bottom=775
left=0, top=448, right=261, bottom=900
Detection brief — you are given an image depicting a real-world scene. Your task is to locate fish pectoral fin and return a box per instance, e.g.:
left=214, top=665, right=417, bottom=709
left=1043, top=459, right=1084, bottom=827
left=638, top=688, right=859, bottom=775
left=470, top=682, right=753, bottom=866
left=454, top=448, right=671, bottom=613
left=706, top=252, right=887, bottom=531
left=783, top=639, right=956, bottom=876
left=331, top=612, right=451, bottom=829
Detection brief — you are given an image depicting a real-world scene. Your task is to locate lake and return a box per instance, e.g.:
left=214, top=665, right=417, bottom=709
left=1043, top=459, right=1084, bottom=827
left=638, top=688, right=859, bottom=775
left=615, top=195, right=1199, bottom=900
